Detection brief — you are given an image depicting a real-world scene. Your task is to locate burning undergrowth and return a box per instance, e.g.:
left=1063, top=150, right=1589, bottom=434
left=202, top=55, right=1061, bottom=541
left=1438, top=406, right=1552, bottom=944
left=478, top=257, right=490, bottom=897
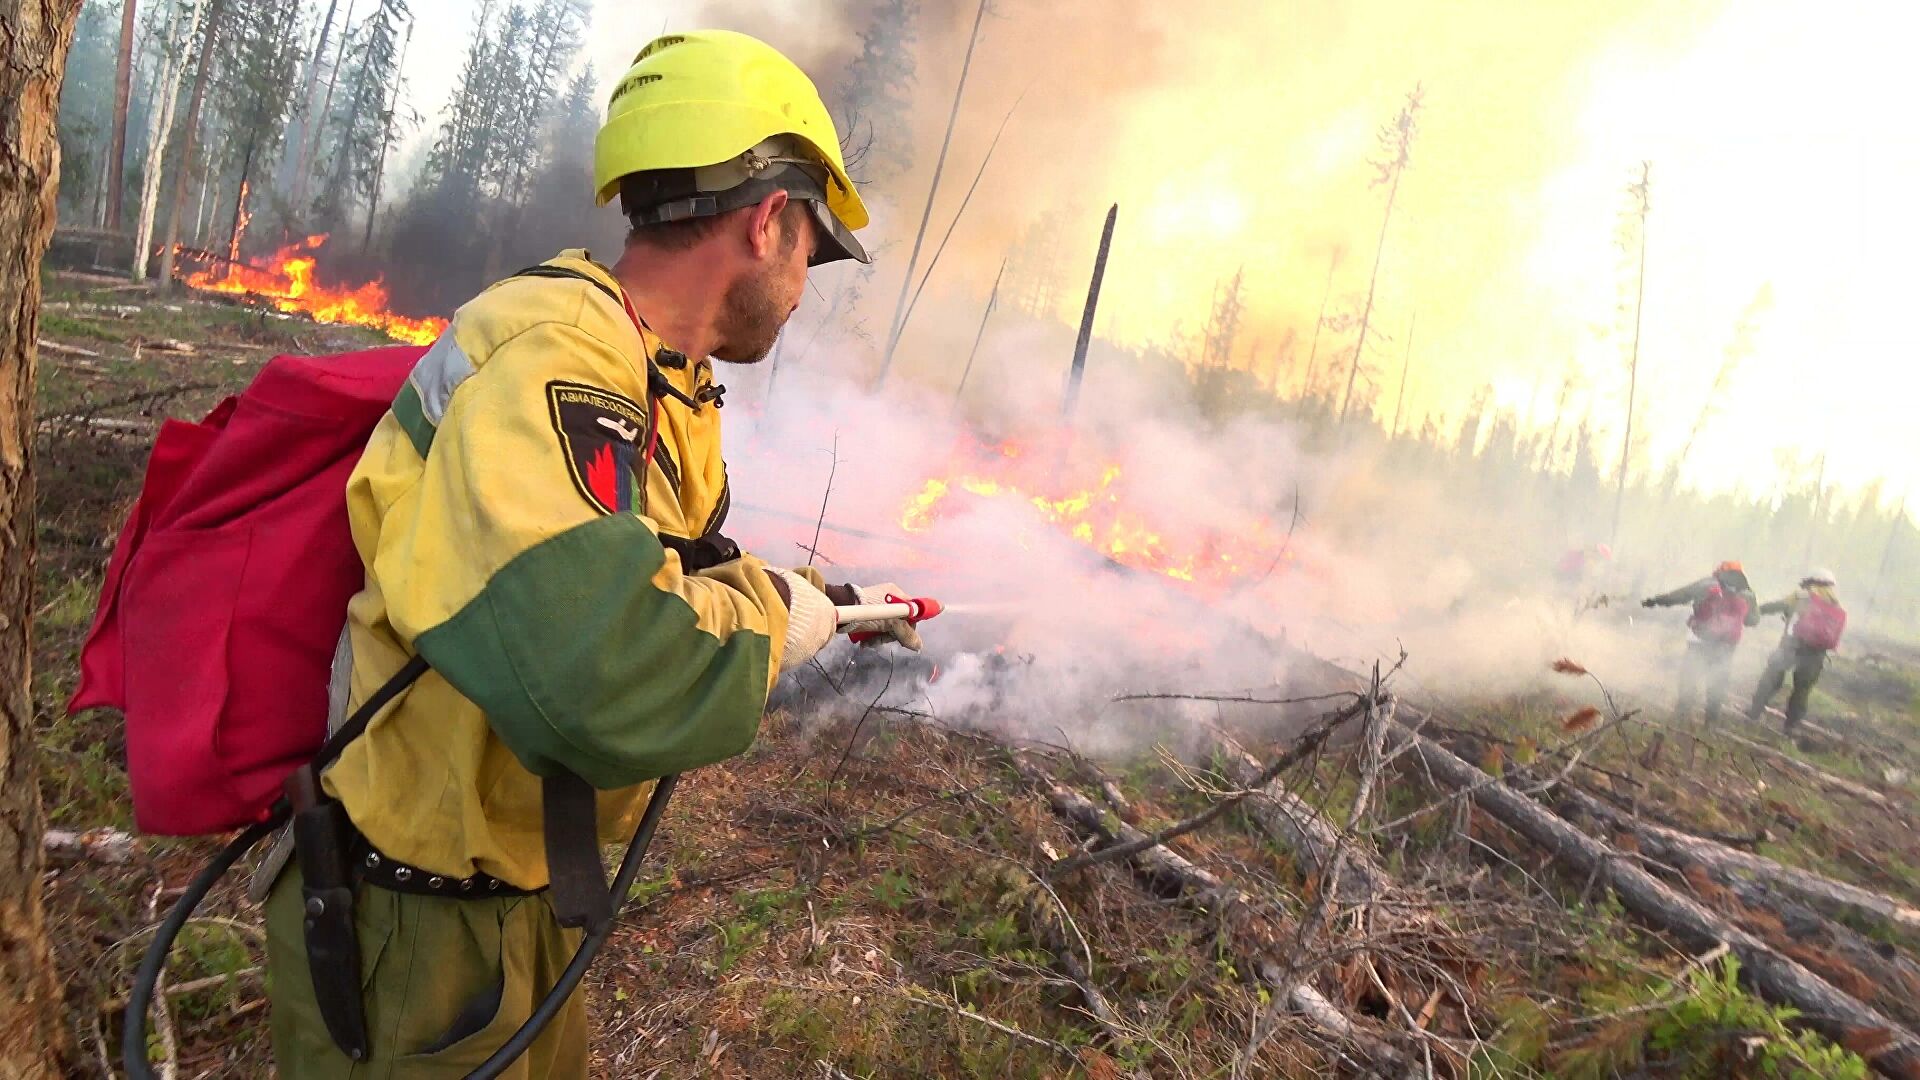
left=724, top=341, right=1678, bottom=752
left=174, top=235, right=449, bottom=345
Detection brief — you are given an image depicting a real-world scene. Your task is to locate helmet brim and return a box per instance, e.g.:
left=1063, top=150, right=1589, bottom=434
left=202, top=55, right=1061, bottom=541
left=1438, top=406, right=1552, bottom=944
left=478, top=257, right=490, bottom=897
left=805, top=199, right=870, bottom=266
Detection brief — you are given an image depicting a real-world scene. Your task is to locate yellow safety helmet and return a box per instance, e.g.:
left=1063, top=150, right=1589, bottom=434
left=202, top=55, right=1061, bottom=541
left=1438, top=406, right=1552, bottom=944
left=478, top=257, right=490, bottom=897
left=595, top=30, right=870, bottom=265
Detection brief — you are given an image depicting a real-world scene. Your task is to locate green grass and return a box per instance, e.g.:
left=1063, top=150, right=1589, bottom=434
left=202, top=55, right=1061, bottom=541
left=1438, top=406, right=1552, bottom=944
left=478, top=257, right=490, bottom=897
left=40, top=311, right=128, bottom=343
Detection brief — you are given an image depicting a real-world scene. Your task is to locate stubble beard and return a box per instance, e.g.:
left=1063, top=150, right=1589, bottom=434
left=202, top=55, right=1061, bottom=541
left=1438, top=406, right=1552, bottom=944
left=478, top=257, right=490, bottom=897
left=712, top=264, right=791, bottom=364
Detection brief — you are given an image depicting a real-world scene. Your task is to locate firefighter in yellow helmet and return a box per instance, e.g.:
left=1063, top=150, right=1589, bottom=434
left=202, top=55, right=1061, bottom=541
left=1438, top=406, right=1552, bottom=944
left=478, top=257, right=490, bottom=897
left=264, top=31, right=917, bottom=1078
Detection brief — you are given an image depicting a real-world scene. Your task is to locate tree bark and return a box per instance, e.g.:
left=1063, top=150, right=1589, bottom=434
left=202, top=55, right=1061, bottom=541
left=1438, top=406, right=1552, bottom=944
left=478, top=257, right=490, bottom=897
left=1550, top=779, right=1920, bottom=934
left=0, top=0, right=83, bottom=1073
left=106, top=0, right=137, bottom=231
left=361, top=16, right=412, bottom=252
left=1398, top=725, right=1920, bottom=1078
left=296, top=0, right=356, bottom=218
left=130, top=0, right=204, bottom=281
left=287, top=0, right=341, bottom=207
left=155, top=0, right=225, bottom=289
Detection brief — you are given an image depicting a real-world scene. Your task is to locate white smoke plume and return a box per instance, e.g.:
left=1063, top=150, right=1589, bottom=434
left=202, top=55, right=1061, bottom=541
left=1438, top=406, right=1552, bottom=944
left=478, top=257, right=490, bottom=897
left=718, top=311, right=1713, bottom=750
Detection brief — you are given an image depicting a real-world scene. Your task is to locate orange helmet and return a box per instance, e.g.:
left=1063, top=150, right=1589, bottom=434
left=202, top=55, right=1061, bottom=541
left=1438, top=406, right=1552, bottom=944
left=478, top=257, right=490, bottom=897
left=1715, top=560, right=1743, bottom=574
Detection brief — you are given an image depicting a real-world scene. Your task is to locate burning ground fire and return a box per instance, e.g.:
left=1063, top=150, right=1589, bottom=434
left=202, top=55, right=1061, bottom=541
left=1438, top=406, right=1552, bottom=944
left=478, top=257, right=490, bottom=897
left=180, top=234, right=447, bottom=346
left=899, top=441, right=1296, bottom=587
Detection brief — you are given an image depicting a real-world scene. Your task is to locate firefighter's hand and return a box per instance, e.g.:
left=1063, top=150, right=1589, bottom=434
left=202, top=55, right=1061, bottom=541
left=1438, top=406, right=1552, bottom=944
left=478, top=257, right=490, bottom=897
left=768, top=569, right=837, bottom=671
left=828, top=582, right=925, bottom=652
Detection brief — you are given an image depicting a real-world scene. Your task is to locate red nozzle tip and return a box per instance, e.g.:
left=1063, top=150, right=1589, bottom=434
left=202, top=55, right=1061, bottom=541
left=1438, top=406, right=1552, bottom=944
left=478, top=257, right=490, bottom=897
left=911, top=597, right=943, bottom=622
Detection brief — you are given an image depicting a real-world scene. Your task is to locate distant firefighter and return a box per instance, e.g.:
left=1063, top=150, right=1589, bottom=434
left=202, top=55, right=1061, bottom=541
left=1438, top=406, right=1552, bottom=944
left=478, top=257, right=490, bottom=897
left=1556, top=542, right=1612, bottom=588
left=1748, top=568, right=1848, bottom=733
left=1641, top=560, right=1758, bottom=726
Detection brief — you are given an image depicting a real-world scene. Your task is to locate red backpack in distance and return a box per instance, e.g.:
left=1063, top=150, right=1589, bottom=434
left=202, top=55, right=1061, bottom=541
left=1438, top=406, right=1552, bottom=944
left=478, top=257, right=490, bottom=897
left=1689, top=583, right=1751, bottom=645
left=68, top=346, right=424, bottom=835
left=1792, top=592, right=1848, bottom=651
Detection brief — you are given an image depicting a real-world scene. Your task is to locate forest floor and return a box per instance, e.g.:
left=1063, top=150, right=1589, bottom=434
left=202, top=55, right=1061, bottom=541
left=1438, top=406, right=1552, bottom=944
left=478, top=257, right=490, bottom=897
left=28, top=272, right=1920, bottom=1078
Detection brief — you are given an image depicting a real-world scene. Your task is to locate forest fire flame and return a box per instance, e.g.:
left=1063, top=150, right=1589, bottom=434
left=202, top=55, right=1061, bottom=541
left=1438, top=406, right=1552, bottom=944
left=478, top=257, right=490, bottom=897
left=900, top=441, right=1294, bottom=587
left=180, top=234, right=447, bottom=345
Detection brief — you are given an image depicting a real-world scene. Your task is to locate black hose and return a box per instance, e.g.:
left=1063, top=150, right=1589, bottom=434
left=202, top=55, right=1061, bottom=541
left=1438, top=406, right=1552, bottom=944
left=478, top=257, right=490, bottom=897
left=463, top=773, right=678, bottom=1079
left=123, top=814, right=284, bottom=1079
left=121, top=775, right=680, bottom=1079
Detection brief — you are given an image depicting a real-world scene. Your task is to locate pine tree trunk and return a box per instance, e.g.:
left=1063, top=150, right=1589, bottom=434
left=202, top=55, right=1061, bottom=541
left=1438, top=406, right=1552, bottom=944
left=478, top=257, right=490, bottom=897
left=130, top=0, right=204, bottom=281
left=156, top=0, right=225, bottom=289
left=296, top=0, right=356, bottom=218
left=228, top=139, right=255, bottom=263
left=362, top=16, right=412, bottom=251
left=0, top=0, right=82, bottom=1073
left=1612, top=162, right=1651, bottom=548
left=106, top=0, right=137, bottom=231
left=287, top=0, right=340, bottom=205
left=1339, top=164, right=1402, bottom=426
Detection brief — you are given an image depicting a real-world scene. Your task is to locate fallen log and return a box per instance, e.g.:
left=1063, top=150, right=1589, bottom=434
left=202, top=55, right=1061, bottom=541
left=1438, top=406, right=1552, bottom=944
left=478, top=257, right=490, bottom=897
left=1551, top=781, right=1920, bottom=936
left=1716, top=726, right=1898, bottom=811
left=1721, top=876, right=1920, bottom=1032
left=1014, top=756, right=1411, bottom=1074
left=1397, top=725, right=1920, bottom=1078
left=43, top=828, right=138, bottom=866
left=36, top=337, right=103, bottom=358
left=1209, top=727, right=1393, bottom=907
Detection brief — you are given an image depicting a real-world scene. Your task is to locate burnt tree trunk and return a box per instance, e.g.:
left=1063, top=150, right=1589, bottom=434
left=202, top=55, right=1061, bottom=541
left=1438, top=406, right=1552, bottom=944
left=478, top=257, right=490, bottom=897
left=0, top=0, right=83, bottom=1073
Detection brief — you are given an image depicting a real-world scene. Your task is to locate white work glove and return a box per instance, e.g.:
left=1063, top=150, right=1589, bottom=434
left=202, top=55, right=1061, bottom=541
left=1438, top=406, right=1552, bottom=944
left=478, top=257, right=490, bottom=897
left=768, top=568, right=836, bottom=672
left=828, top=581, right=924, bottom=653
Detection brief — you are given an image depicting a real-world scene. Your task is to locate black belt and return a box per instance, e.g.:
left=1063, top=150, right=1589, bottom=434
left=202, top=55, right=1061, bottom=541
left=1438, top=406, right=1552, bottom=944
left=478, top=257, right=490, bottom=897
left=350, top=836, right=541, bottom=899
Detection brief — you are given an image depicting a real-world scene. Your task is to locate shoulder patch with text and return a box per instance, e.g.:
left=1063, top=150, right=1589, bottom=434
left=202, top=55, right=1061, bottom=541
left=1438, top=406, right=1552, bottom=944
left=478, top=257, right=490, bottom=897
left=547, top=381, right=649, bottom=515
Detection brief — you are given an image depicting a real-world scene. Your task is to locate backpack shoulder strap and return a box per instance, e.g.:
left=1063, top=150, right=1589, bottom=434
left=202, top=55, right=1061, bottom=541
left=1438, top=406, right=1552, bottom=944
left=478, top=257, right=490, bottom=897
left=311, top=654, right=430, bottom=774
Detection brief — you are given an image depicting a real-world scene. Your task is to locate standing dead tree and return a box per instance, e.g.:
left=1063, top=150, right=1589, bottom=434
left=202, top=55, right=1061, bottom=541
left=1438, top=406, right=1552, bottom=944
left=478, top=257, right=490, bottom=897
left=1339, top=83, right=1422, bottom=427
left=1298, top=248, right=1341, bottom=400
left=1610, top=160, right=1651, bottom=547
left=130, top=0, right=206, bottom=281
left=954, top=257, right=1004, bottom=400
left=876, top=0, right=989, bottom=387
left=1391, top=310, right=1416, bottom=437
left=1665, top=283, right=1769, bottom=497
left=155, top=0, right=229, bottom=288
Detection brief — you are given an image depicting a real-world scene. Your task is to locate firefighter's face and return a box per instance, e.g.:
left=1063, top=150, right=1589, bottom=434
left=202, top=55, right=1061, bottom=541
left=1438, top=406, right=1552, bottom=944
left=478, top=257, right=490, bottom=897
left=713, top=199, right=813, bottom=364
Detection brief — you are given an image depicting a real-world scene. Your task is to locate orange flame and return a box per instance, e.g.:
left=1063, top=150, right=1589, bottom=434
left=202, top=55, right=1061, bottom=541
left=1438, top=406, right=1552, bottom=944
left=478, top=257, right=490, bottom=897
left=181, top=233, right=447, bottom=346
left=900, top=446, right=1293, bottom=587
left=227, top=179, right=250, bottom=264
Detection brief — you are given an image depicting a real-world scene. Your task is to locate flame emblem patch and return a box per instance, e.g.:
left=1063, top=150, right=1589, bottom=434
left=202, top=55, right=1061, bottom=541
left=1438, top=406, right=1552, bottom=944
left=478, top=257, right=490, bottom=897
left=547, top=381, right=649, bottom=515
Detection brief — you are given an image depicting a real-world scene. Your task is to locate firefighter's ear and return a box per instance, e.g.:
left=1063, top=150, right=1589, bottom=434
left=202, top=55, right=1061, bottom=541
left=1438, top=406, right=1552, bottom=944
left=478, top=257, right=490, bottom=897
left=744, top=191, right=793, bottom=261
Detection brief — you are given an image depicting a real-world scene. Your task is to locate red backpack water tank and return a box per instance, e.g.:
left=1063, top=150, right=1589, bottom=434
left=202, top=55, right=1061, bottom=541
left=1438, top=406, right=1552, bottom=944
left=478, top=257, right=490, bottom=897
left=68, top=346, right=424, bottom=835
left=1689, top=583, right=1751, bottom=645
left=1792, top=592, right=1848, bottom=651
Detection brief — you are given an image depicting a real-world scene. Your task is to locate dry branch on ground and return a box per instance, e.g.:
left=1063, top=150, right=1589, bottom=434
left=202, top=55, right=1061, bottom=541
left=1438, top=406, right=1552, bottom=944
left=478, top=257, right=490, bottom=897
left=1395, top=721, right=1920, bottom=1078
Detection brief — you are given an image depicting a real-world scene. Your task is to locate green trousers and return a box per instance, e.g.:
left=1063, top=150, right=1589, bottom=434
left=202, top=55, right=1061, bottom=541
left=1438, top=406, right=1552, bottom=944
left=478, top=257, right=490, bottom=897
left=265, top=863, right=588, bottom=1079
left=1750, top=642, right=1828, bottom=729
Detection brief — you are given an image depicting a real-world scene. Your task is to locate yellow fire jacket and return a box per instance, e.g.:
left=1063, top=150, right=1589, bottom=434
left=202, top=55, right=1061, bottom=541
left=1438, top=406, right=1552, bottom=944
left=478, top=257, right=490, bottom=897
left=324, top=251, right=800, bottom=888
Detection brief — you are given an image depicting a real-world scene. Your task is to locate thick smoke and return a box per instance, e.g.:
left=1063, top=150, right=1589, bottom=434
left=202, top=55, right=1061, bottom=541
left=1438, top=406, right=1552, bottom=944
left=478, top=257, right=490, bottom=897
left=565, top=0, right=1917, bottom=744
left=717, top=311, right=1707, bottom=751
